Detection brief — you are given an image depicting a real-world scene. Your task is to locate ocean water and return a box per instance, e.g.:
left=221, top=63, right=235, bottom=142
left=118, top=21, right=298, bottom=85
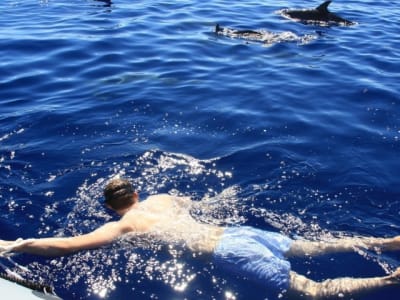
left=0, top=0, right=399, bottom=299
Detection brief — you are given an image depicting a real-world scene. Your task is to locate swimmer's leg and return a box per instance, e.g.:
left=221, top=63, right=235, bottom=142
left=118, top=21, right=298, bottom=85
left=286, top=236, right=400, bottom=257
left=288, top=268, right=400, bottom=299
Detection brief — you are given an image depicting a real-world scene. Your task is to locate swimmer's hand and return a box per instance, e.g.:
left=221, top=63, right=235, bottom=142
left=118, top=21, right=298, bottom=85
left=0, top=238, right=34, bottom=256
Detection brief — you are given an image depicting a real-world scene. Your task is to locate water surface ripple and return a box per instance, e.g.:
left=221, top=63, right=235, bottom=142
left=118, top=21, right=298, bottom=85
left=1, top=0, right=399, bottom=299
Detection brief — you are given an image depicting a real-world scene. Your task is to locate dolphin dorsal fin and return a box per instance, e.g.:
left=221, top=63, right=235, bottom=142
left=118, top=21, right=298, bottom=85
left=316, top=1, right=332, bottom=13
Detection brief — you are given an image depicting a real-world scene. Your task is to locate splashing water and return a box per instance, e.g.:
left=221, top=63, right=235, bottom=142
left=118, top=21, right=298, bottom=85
left=2, top=150, right=397, bottom=299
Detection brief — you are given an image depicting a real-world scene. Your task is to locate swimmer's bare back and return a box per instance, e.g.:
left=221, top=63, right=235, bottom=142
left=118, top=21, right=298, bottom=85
left=123, top=195, right=224, bottom=253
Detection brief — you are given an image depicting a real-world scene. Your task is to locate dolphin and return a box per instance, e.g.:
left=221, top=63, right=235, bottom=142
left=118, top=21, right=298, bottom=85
left=281, top=1, right=355, bottom=26
left=215, top=24, right=264, bottom=39
left=94, top=0, right=112, bottom=6
left=215, top=24, right=317, bottom=45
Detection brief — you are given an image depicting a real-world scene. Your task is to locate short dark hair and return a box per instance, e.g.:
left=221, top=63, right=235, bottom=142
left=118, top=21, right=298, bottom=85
left=104, top=178, right=135, bottom=210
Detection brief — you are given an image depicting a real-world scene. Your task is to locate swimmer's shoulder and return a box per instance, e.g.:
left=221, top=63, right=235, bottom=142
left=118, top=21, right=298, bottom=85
left=146, top=194, right=176, bottom=202
left=145, top=194, right=192, bottom=209
left=121, top=209, right=159, bottom=232
left=144, top=194, right=177, bottom=207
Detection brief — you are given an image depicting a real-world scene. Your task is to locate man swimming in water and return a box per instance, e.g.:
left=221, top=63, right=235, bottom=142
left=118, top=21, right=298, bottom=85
left=1, top=178, right=400, bottom=298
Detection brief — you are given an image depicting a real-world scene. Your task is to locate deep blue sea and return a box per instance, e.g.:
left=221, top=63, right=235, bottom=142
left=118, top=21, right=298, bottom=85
left=1, top=0, right=399, bottom=299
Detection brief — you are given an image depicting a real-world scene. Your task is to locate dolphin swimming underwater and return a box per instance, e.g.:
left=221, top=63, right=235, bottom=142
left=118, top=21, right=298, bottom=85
left=215, top=24, right=317, bottom=45
left=215, top=24, right=264, bottom=40
left=281, top=1, right=355, bottom=26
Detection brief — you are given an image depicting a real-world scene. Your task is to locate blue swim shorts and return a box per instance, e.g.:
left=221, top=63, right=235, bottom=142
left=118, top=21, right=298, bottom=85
left=213, top=226, right=293, bottom=290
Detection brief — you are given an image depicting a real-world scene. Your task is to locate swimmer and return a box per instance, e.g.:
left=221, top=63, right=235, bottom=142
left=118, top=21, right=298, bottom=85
left=1, top=178, right=400, bottom=298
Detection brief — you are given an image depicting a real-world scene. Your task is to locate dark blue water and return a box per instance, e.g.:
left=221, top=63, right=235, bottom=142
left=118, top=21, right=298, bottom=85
left=1, top=0, right=399, bottom=299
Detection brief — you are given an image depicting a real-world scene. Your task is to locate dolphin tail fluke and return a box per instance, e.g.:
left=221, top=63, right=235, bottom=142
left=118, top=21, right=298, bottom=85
left=316, top=1, right=332, bottom=13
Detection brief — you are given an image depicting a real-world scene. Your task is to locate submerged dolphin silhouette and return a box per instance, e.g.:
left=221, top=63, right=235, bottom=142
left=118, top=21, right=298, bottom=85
left=281, top=1, right=355, bottom=26
left=215, top=24, right=317, bottom=45
left=215, top=24, right=264, bottom=39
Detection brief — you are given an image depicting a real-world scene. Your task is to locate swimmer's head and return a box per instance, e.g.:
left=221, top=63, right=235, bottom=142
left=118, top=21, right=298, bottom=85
left=104, top=178, right=138, bottom=211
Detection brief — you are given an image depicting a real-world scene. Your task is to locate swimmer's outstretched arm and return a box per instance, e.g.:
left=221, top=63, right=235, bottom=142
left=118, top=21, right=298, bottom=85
left=0, top=218, right=134, bottom=257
